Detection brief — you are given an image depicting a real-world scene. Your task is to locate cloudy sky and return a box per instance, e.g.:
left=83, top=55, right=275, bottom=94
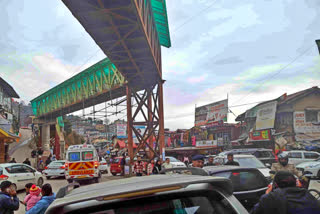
left=1, top=0, right=320, bottom=130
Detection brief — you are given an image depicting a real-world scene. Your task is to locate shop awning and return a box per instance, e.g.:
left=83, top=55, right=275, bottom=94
left=0, top=127, right=19, bottom=142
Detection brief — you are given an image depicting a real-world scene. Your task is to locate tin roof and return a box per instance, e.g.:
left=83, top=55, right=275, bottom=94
left=0, top=77, right=19, bottom=98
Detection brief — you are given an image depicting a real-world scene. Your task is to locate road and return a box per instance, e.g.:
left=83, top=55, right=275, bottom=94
left=14, top=175, right=320, bottom=214
left=16, top=173, right=122, bottom=214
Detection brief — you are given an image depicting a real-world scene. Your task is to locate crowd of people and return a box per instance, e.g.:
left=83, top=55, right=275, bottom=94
left=0, top=181, right=55, bottom=214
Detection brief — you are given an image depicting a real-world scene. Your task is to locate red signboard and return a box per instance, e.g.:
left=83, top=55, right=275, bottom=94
left=249, top=130, right=271, bottom=141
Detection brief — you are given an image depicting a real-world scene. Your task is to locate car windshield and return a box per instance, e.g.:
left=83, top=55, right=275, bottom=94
left=49, top=162, right=64, bottom=166
left=113, top=158, right=120, bottom=163
left=231, top=157, right=265, bottom=168
left=68, top=152, right=80, bottom=161
left=168, top=157, right=179, bottom=162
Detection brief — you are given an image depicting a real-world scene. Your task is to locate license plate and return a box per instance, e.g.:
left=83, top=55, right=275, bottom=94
left=69, top=170, right=94, bottom=175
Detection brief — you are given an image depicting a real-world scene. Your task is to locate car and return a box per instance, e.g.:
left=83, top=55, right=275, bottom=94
left=214, top=154, right=271, bottom=179
left=166, top=156, right=187, bottom=168
left=218, top=148, right=277, bottom=166
left=296, top=157, right=320, bottom=178
left=43, top=160, right=66, bottom=179
left=0, top=163, right=44, bottom=191
left=98, top=158, right=108, bottom=174
left=110, top=157, right=124, bottom=176
left=46, top=174, right=249, bottom=214
left=287, top=150, right=320, bottom=165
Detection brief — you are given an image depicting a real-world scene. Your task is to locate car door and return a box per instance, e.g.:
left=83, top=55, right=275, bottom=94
left=5, top=165, right=27, bottom=190
left=22, top=165, right=37, bottom=184
left=288, top=152, right=303, bottom=165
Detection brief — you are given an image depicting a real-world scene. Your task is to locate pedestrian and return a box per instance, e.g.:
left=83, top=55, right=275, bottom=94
left=120, top=154, right=126, bottom=176
left=23, top=185, right=41, bottom=211
left=38, top=160, right=45, bottom=172
left=23, top=158, right=31, bottom=166
left=192, top=155, right=205, bottom=168
left=0, top=181, right=19, bottom=214
left=147, top=159, right=155, bottom=175
left=25, top=183, right=34, bottom=195
left=133, top=156, right=145, bottom=176
left=9, top=158, right=16, bottom=163
left=45, top=157, right=51, bottom=166
left=224, top=153, right=240, bottom=166
left=251, top=171, right=320, bottom=214
left=153, top=159, right=162, bottom=174
left=26, top=183, right=56, bottom=214
left=162, top=158, right=173, bottom=169
left=205, top=156, right=215, bottom=166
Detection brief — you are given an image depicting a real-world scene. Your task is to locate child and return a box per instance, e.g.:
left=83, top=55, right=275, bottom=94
left=25, top=183, right=33, bottom=195
left=23, top=185, right=41, bottom=211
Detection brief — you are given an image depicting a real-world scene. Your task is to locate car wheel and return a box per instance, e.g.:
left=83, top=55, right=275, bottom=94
left=46, top=176, right=51, bottom=180
left=111, top=173, right=117, bottom=176
left=37, top=177, right=44, bottom=187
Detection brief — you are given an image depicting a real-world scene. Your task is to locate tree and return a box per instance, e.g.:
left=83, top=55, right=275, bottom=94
left=63, top=118, right=72, bottom=136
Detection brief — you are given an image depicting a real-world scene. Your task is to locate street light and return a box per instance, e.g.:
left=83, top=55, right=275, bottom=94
left=316, top=39, right=320, bottom=55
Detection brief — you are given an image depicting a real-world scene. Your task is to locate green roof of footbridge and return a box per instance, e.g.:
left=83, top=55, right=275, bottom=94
left=151, top=0, right=171, bottom=48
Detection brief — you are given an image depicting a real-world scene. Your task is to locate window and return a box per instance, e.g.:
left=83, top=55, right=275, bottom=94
left=5, top=165, right=26, bottom=174
left=304, top=152, right=319, bottom=159
left=22, top=165, right=35, bottom=173
left=305, top=110, right=318, bottom=122
left=288, top=152, right=302, bottom=158
left=82, top=151, right=94, bottom=161
left=68, top=152, right=80, bottom=161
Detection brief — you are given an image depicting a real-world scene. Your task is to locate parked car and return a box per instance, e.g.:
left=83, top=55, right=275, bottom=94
left=287, top=150, right=320, bottom=165
left=43, top=160, right=66, bottom=179
left=98, top=158, right=108, bottom=174
left=47, top=174, right=249, bottom=214
left=214, top=154, right=271, bottom=179
left=218, top=148, right=277, bottom=166
left=166, top=156, right=187, bottom=168
left=0, top=163, right=44, bottom=191
left=296, top=157, right=320, bottom=178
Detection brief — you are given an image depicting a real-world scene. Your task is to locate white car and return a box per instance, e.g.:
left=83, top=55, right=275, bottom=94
left=42, top=160, right=66, bottom=179
left=98, top=158, right=108, bottom=174
left=296, top=158, right=320, bottom=178
left=0, top=163, right=44, bottom=191
left=214, top=154, right=270, bottom=178
left=166, top=156, right=186, bottom=168
left=287, top=150, right=320, bottom=165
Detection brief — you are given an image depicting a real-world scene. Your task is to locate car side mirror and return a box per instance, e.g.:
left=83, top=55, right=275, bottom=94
left=265, top=163, right=271, bottom=168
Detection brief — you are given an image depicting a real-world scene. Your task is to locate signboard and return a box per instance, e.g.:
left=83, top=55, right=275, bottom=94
left=117, top=124, right=127, bottom=138
left=195, top=99, right=228, bottom=126
left=294, top=111, right=320, bottom=133
left=95, top=124, right=105, bottom=131
left=196, top=140, right=217, bottom=148
left=249, top=130, right=271, bottom=141
left=133, top=125, right=146, bottom=144
left=256, top=101, right=277, bottom=130
left=217, top=138, right=224, bottom=146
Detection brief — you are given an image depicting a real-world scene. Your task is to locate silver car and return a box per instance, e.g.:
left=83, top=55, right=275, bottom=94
left=43, top=160, right=66, bottom=179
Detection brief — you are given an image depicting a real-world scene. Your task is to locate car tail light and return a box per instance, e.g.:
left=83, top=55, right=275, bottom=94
left=232, top=172, right=240, bottom=176
left=65, top=163, right=68, bottom=171
left=0, top=175, right=9, bottom=180
left=60, top=165, right=65, bottom=169
left=44, top=166, right=48, bottom=170
left=94, top=161, right=99, bottom=168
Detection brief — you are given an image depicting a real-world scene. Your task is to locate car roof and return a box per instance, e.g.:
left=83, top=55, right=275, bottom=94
left=203, top=165, right=261, bottom=174
left=217, top=154, right=255, bottom=158
left=0, top=163, right=30, bottom=167
left=50, top=174, right=232, bottom=210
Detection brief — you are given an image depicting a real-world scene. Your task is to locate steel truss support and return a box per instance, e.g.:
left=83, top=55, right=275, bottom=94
left=126, top=80, right=165, bottom=164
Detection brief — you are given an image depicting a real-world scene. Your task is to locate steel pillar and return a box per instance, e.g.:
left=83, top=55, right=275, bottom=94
left=158, top=81, right=165, bottom=161
left=41, top=124, right=50, bottom=152
left=126, top=86, right=134, bottom=165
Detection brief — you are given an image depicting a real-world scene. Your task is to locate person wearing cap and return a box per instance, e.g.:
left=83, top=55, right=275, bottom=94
left=26, top=183, right=56, bottom=214
left=23, top=185, right=42, bottom=211
left=271, top=152, right=302, bottom=178
left=0, top=181, right=19, bottom=214
left=192, top=155, right=204, bottom=168
left=251, top=171, right=320, bottom=214
left=224, top=153, right=239, bottom=166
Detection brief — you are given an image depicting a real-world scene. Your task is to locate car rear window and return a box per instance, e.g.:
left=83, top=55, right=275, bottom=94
left=212, top=170, right=267, bottom=192
left=49, top=162, right=65, bottom=166
left=68, top=152, right=80, bottom=161
left=82, top=151, right=94, bottom=161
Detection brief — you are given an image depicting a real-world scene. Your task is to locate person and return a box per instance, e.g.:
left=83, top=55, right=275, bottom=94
left=271, top=152, right=302, bottom=178
left=153, top=159, right=162, bottom=174
left=26, top=183, right=56, bottom=214
left=23, top=185, right=41, bottom=211
left=147, top=159, right=155, bottom=175
left=205, top=156, right=215, bottom=166
left=38, top=160, right=45, bottom=172
left=224, top=153, right=240, bottom=166
left=9, top=158, right=16, bottom=163
left=0, top=181, right=19, bottom=214
left=251, top=171, right=320, bottom=214
left=45, top=157, right=51, bottom=166
left=51, top=155, right=56, bottom=161
left=162, top=158, right=173, bottom=169
left=23, top=158, right=31, bottom=166
left=120, top=154, right=126, bottom=176
left=133, top=156, right=145, bottom=176
left=192, top=155, right=205, bottom=168
left=25, top=183, right=34, bottom=195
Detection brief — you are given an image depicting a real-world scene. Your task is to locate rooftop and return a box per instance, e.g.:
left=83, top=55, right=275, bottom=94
left=0, top=77, right=19, bottom=98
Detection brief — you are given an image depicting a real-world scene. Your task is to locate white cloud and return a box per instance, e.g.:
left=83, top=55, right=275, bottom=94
left=187, top=74, right=208, bottom=84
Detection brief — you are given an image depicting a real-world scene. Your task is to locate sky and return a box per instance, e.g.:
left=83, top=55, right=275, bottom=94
left=1, top=0, right=320, bottom=130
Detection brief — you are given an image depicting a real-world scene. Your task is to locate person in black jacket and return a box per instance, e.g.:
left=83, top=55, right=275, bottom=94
left=23, top=158, right=31, bottom=166
left=251, top=171, right=320, bottom=214
left=224, top=153, right=240, bottom=166
left=0, top=181, right=19, bottom=214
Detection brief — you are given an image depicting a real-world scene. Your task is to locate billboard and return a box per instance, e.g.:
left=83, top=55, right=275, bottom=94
left=195, top=99, right=228, bottom=126
left=249, top=130, right=271, bottom=141
left=133, top=125, right=146, bottom=144
left=255, top=101, right=277, bottom=130
left=196, top=140, right=217, bottom=148
left=294, top=111, right=320, bottom=133
left=117, top=124, right=127, bottom=138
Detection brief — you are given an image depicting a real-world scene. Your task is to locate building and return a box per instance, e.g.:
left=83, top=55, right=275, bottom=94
left=0, top=77, right=20, bottom=163
left=235, top=86, right=320, bottom=152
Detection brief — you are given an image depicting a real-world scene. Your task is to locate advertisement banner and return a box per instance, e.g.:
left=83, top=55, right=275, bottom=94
left=133, top=125, right=146, bottom=144
left=256, top=101, right=277, bottom=130
left=195, top=99, right=228, bottom=126
left=249, top=130, right=271, bottom=141
left=294, top=112, right=320, bottom=133
left=196, top=140, right=217, bottom=148
left=117, top=124, right=127, bottom=138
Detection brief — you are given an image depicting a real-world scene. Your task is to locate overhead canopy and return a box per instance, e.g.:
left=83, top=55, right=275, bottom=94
left=0, top=77, right=19, bottom=98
